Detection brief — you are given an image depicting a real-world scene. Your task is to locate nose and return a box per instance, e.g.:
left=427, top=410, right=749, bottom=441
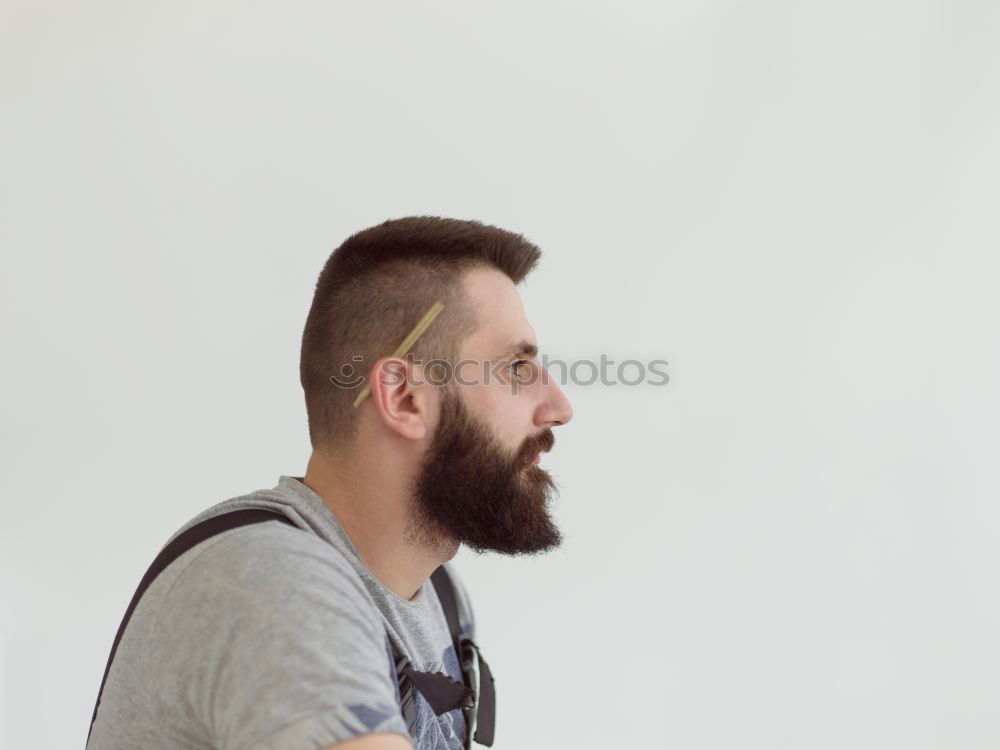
left=538, top=366, right=573, bottom=427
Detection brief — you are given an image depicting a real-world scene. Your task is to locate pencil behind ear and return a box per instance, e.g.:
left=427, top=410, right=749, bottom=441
left=353, top=301, right=446, bottom=408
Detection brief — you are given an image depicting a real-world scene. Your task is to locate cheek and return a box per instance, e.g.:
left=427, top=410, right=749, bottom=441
left=469, top=384, right=532, bottom=449
left=496, top=404, right=537, bottom=452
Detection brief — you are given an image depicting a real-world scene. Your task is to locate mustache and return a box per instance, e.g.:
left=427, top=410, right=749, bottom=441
left=519, top=429, right=555, bottom=463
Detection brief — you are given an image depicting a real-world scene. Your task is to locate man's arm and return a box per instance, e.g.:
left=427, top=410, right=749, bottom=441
left=321, top=733, right=413, bottom=749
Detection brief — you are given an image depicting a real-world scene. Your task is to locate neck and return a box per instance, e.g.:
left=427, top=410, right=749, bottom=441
left=301, top=446, right=458, bottom=601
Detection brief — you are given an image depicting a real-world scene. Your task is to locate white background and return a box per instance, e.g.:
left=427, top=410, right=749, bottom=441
left=2, top=2, right=999, bottom=748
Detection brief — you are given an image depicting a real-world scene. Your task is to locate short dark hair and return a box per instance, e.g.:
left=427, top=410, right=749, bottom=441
left=300, top=216, right=542, bottom=451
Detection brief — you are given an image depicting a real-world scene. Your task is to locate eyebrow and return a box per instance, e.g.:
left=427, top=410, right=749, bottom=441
left=498, top=340, right=539, bottom=359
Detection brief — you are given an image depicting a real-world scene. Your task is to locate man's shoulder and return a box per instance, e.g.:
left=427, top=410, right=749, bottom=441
left=164, top=488, right=309, bottom=548
left=155, top=507, right=381, bottom=632
left=95, top=503, right=409, bottom=750
left=176, top=513, right=351, bottom=569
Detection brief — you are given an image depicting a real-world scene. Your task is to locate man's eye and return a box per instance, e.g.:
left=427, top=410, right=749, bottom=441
left=509, top=360, right=528, bottom=378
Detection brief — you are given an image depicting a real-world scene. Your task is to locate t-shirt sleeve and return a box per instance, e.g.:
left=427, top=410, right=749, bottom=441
left=150, top=522, right=412, bottom=750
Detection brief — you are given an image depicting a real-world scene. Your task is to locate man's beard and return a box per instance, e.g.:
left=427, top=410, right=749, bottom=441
left=410, top=387, right=562, bottom=555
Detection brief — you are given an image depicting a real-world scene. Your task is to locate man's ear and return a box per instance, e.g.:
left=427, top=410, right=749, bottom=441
left=367, top=357, right=430, bottom=441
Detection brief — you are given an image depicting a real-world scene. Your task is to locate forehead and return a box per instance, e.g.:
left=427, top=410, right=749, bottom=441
left=458, top=266, right=535, bottom=359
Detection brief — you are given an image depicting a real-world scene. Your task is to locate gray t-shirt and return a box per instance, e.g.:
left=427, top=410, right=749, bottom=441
left=87, top=475, right=477, bottom=750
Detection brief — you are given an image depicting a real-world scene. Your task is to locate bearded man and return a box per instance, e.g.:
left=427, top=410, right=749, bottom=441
left=87, top=216, right=574, bottom=750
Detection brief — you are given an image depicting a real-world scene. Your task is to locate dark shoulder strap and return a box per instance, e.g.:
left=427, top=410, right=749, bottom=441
left=430, top=565, right=462, bottom=640
left=88, top=508, right=295, bottom=745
